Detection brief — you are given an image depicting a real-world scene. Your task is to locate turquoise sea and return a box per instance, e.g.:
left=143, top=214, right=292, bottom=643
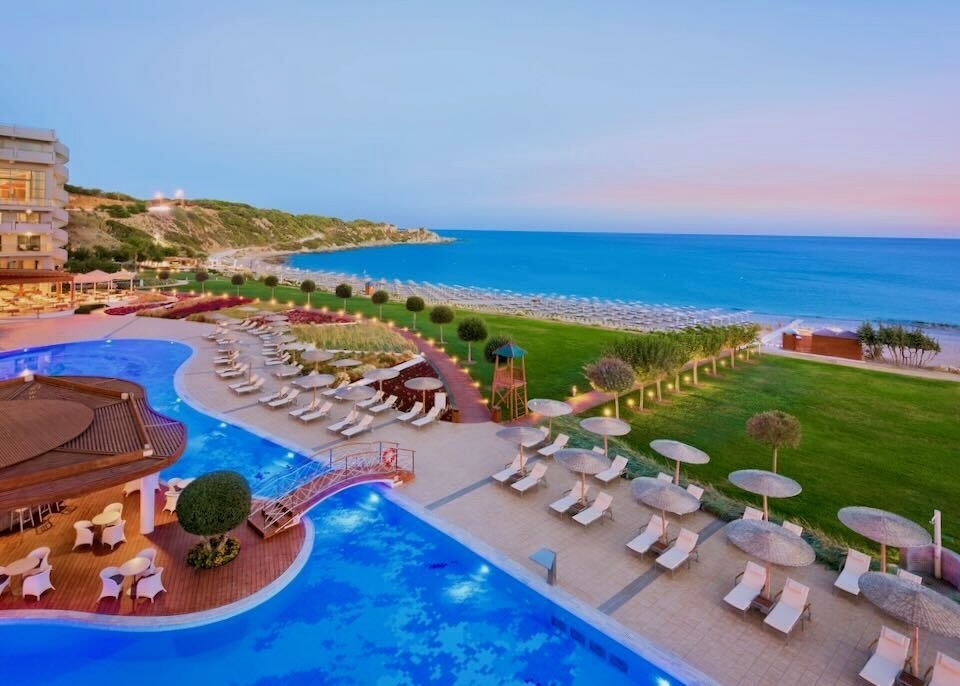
left=286, top=231, right=960, bottom=326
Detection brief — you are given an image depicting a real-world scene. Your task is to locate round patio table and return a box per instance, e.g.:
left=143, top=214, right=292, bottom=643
left=91, top=511, right=120, bottom=527
left=5, top=556, right=41, bottom=595
left=119, top=556, right=151, bottom=601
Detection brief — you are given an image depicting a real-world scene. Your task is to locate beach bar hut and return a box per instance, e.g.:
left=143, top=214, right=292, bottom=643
left=781, top=327, right=862, bottom=360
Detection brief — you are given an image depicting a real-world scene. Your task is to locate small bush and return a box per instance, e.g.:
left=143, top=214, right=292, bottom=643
left=186, top=537, right=241, bottom=569
left=75, top=303, right=107, bottom=314
left=484, top=336, right=512, bottom=363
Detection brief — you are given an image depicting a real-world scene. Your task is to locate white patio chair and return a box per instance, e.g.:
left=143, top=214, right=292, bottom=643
left=573, top=492, right=613, bottom=526
left=98, top=566, right=124, bottom=601
left=369, top=394, right=397, bottom=414
left=511, top=462, right=548, bottom=495
left=138, top=548, right=158, bottom=572
left=233, top=377, right=265, bottom=394
left=0, top=567, right=9, bottom=597
left=136, top=567, right=167, bottom=602
left=73, top=521, right=94, bottom=550
left=926, top=651, right=960, bottom=686
left=549, top=484, right=590, bottom=516
left=595, top=455, right=629, bottom=483
left=492, top=456, right=522, bottom=484
left=268, top=388, right=300, bottom=408
left=327, top=409, right=359, bottom=432
left=357, top=390, right=383, bottom=409
left=859, top=626, right=911, bottom=686
left=397, top=401, right=424, bottom=422
left=655, top=528, right=700, bottom=575
left=22, top=565, right=54, bottom=601
left=412, top=405, right=441, bottom=428
left=258, top=386, right=290, bottom=405
left=342, top=414, right=374, bottom=437
left=102, top=520, right=127, bottom=550
left=763, top=578, right=812, bottom=641
left=538, top=433, right=569, bottom=457
left=782, top=520, right=803, bottom=536
left=834, top=548, right=871, bottom=596
left=626, top=514, right=666, bottom=557
left=27, top=546, right=51, bottom=569
left=723, top=561, right=768, bottom=616
left=299, top=401, right=333, bottom=423
left=289, top=398, right=320, bottom=418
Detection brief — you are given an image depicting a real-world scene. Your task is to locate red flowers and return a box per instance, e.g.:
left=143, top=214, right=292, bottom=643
left=284, top=309, right=353, bottom=325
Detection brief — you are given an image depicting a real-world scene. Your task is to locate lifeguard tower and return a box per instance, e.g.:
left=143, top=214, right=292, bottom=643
left=490, top=342, right=528, bottom=421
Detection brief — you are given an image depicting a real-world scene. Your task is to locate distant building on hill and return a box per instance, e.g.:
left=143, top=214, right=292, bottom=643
left=782, top=327, right=863, bottom=361
left=0, top=123, right=70, bottom=271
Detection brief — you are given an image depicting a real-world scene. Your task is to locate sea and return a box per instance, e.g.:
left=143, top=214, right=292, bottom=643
left=286, top=231, right=960, bottom=327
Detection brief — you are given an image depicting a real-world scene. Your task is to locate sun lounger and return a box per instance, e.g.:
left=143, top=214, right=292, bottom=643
left=573, top=492, right=613, bottom=526
left=357, top=390, right=383, bottom=409
left=550, top=484, right=590, bottom=516
left=342, top=414, right=374, bottom=437
left=275, top=364, right=303, bottom=379
left=259, top=386, right=290, bottom=405
left=656, top=472, right=672, bottom=482
left=742, top=506, right=764, bottom=521
left=592, top=446, right=606, bottom=455
left=538, top=433, right=569, bottom=457
left=264, top=354, right=290, bottom=367
left=723, top=561, right=768, bottom=616
left=327, top=410, right=359, bottom=433
left=782, top=520, right=803, bottom=536
left=232, top=377, right=264, bottom=394
left=219, top=364, right=250, bottom=379
left=492, top=456, right=523, bottom=484
left=521, top=426, right=549, bottom=449
left=412, top=405, right=441, bottom=428
left=897, top=568, right=922, bottom=585
left=268, top=388, right=300, bottom=408
left=655, top=528, right=699, bottom=575
left=626, top=514, right=666, bottom=556
left=323, top=380, right=349, bottom=397
left=397, top=401, right=424, bottom=422
left=859, top=626, right=910, bottom=686
left=925, top=652, right=960, bottom=686
left=686, top=484, right=704, bottom=502
left=299, top=401, right=333, bottom=423
left=511, top=462, right=548, bottom=495
left=227, top=375, right=256, bottom=390
left=763, top=578, right=811, bottom=641
left=432, top=392, right=447, bottom=411
left=834, top=548, right=871, bottom=596
left=289, top=399, right=320, bottom=418
left=595, top=455, right=628, bottom=483
left=369, top=394, right=397, bottom=414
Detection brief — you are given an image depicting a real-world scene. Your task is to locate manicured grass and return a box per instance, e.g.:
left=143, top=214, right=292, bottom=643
left=173, top=274, right=624, bottom=399
left=584, top=355, right=960, bottom=546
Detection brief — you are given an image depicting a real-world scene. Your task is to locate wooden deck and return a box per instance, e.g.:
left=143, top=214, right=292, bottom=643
left=0, top=485, right=305, bottom=617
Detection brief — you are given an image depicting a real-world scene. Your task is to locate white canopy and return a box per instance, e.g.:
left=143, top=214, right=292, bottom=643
left=74, top=270, right=115, bottom=284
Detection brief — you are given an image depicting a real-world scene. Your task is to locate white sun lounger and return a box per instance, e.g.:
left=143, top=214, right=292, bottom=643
left=859, top=626, right=911, bottom=686
left=299, top=401, right=333, bottom=423
left=323, top=381, right=349, bottom=397
left=511, top=462, right=548, bottom=494
left=492, top=456, right=522, bottom=484
left=370, top=394, right=397, bottom=414
left=538, top=433, right=569, bottom=457
left=219, top=364, right=250, bottom=379
left=763, top=578, right=811, bottom=641
left=897, top=568, right=923, bottom=585
left=742, top=506, right=764, bottom=521
left=926, top=652, right=960, bottom=686
left=264, top=354, right=290, bottom=367
left=342, top=414, right=374, bottom=437
left=521, top=426, right=549, bottom=449
left=232, top=377, right=264, bottom=394
left=289, top=399, right=321, bottom=418
left=549, top=484, right=590, bottom=516
left=412, top=405, right=441, bottom=428
left=268, top=389, right=300, bottom=408
left=357, top=390, right=383, bottom=409
left=595, top=455, right=628, bottom=483
left=258, top=386, right=290, bottom=405
left=686, top=484, right=704, bottom=502
left=782, top=520, right=803, bottom=536
left=656, top=472, right=672, bottom=482
left=723, top=561, right=768, bottom=616
left=397, top=401, right=423, bottom=422
left=626, top=514, right=666, bottom=556
left=655, top=528, right=699, bottom=575
left=227, top=374, right=256, bottom=390
left=834, top=548, right=871, bottom=596
left=327, top=410, right=359, bottom=433
left=275, top=364, right=303, bottom=379
left=573, top=492, right=613, bottom=526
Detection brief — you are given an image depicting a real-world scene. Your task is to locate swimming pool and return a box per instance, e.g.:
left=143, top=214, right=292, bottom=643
left=0, top=339, right=683, bottom=685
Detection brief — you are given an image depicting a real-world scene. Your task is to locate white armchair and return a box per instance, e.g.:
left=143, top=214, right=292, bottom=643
left=0, top=566, right=9, bottom=597
left=136, top=567, right=166, bottom=602
left=163, top=490, right=180, bottom=513
left=22, top=566, right=54, bottom=601
left=98, top=566, right=124, bottom=601
left=102, top=520, right=127, bottom=550
left=73, top=521, right=94, bottom=550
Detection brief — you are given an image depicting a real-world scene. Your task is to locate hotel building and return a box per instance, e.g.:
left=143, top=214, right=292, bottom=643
left=0, top=123, right=70, bottom=271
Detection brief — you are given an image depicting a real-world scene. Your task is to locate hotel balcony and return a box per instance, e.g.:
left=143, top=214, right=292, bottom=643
left=0, top=147, right=56, bottom=165
left=0, top=123, right=56, bottom=142
left=54, top=188, right=69, bottom=206
left=54, top=163, right=69, bottom=182
left=0, top=221, right=55, bottom=236
left=52, top=207, right=69, bottom=224
left=0, top=197, right=54, bottom=211
left=54, top=141, right=69, bottom=162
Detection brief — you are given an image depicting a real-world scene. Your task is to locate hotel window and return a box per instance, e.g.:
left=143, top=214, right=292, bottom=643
left=16, top=212, right=40, bottom=223
left=0, top=168, right=45, bottom=202
left=17, top=234, right=41, bottom=251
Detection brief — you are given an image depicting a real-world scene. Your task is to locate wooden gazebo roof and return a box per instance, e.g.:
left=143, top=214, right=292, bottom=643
left=0, top=375, right=187, bottom=510
left=0, top=269, right=75, bottom=286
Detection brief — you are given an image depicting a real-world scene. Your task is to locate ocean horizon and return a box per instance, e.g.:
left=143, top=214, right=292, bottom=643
left=285, top=230, right=960, bottom=326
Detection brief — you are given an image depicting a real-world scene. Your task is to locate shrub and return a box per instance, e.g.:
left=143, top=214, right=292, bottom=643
left=158, top=269, right=171, bottom=281
left=230, top=273, right=245, bottom=295
left=429, top=305, right=454, bottom=343
left=405, top=296, right=425, bottom=330
left=746, top=410, right=801, bottom=473
left=457, top=317, right=487, bottom=363
left=371, top=290, right=389, bottom=318
left=264, top=275, right=279, bottom=300
left=300, top=279, right=317, bottom=306
left=583, top=356, right=635, bottom=417
left=75, top=303, right=107, bottom=315
left=194, top=271, right=209, bottom=293
left=335, top=283, right=353, bottom=311
left=177, top=470, right=251, bottom=569
left=484, top=335, right=511, bottom=364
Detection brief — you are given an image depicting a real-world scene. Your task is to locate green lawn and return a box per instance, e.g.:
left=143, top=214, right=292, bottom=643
left=581, top=355, right=960, bottom=546
left=172, top=274, right=624, bottom=399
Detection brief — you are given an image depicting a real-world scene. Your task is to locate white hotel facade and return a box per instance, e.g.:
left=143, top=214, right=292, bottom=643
left=0, top=123, right=70, bottom=271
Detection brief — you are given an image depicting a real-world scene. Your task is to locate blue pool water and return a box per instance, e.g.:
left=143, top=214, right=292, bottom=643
left=0, top=340, right=679, bottom=685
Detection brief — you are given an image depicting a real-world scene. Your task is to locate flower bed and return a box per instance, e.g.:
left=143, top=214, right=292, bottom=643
left=285, top=309, right=353, bottom=325
left=380, top=361, right=453, bottom=420
left=138, top=295, right=252, bottom=319
left=105, top=302, right=169, bottom=316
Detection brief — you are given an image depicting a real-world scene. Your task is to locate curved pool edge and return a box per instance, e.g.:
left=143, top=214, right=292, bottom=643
left=380, top=490, right=720, bottom=686
left=0, top=517, right=315, bottom=632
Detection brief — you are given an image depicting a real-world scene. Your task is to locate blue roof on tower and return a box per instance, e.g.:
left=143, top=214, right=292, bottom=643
left=495, top=342, right=527, bottom=358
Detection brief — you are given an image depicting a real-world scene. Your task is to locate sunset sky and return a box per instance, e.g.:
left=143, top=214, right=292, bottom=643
left=4, top=1, right=958, bottom=236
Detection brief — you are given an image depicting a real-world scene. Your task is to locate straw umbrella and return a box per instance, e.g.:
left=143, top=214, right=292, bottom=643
left=630, top=477, right=700, bottom=544
left=838, top=507, right=932, bottom=573
left=405, top=376, right=444, bottom=406
left=364, top=368, right=399, bottom=393
left=301, top=349, right=334, bottom=372
left=330, top=358, right=362, bottom=369
left=580, top=416, right=630, bottom=457
left=650, top=439, right=710, bottom=485
left=860, top=571, right=960, bottom=676
left=294, top=373, right=335, bottom=403
left=556, top=448, right=611, bottom=505
left=728, top=469, right=802, bottom=520
left=724, top=518, right=815, bottom=598
left=496, top=426, right=546, bottom=475
left=527, top=398, right=572, bottom=438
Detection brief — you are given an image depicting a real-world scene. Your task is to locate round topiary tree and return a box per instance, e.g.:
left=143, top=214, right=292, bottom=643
left=230, top=273, right=245, bottom=296
left=583, top=356, right=635, bottom=418
left=371, top=289, right=390, bottom=319
left=264, top=275, right=279, bottom=300
left=177, top=470, right=252, bottom=569
left=429, top=305, right=454, bottom=343
left=335, top=283, right=353, bottom=312
left=405, top=296, right=425, bottom=330
left=194, top=270, right=209, bottom=293
left=158, top=269, right=171, bottom=282
left=746, top=410, right=802, bottom=473
left=484, top=335, right=511, bottom=364
left=457, top=317, right=487, bottom=364
left=300, top=279, right=317, bottom=307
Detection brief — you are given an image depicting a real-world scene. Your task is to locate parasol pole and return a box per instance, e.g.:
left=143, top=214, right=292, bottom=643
left=912, top=625, right=920, bottom=676
left=762, top=494, right=769, bottom=521
left=880, top=542, right=887, bottom=573
left=932, top=510, right=942, bottom=579
left=765, top=561, right=772, bottom=599
left=674, top=459, right=681, bottom=485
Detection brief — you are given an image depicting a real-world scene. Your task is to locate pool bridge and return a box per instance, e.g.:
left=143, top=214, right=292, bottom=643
left=247, top=441, right=415, bottom=539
